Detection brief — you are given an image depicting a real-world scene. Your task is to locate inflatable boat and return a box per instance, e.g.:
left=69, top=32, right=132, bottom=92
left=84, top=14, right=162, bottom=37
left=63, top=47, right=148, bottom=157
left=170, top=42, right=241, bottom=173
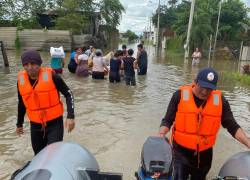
left=11, top=142, right=122, bottom=180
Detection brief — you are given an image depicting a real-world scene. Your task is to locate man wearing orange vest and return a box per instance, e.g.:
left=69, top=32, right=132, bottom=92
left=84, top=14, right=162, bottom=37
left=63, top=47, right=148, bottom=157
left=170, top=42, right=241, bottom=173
left=16, top=49, right=75, bottom=155
left=159, top=68, right=250, bottom=180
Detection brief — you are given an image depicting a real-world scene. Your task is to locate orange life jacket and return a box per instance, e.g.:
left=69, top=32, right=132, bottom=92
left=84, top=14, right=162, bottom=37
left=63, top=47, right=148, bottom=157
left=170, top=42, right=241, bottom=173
left=18, top=67, right=63, bottom=124
left=173, top=85, right=222, bottom=152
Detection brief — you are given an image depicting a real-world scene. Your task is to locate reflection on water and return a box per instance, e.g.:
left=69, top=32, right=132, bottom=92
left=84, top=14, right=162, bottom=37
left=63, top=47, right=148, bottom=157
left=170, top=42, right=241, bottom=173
left=0, top=45, right=249, bottom=179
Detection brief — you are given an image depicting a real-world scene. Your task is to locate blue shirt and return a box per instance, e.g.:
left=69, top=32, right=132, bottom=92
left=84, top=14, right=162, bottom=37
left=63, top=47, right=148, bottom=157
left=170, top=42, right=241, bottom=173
left=51, top=58, right=63, bottom=69
left=110, top=58, right=121, bottom=73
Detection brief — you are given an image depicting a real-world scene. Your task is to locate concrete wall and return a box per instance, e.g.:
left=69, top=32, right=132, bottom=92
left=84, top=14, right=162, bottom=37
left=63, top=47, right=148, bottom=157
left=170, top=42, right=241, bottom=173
left=241, top=46, right=250, bottom=61
left=0, top=27, right=72, bottom=51
left=0, top=27, right=17, bottom=49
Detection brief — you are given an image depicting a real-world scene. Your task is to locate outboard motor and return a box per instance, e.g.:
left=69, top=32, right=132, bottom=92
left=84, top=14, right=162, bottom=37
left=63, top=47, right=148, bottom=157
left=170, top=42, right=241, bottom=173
left=11, top=142, right=122, bottom=180
left=215, top=151, right=250, bottom=180
left=135, top=136, right=172, bottom=180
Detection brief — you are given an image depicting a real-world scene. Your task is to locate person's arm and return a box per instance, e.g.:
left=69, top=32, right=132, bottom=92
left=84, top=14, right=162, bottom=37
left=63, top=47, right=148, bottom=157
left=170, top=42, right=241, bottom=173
left=133, top=58, right=138, bottom=69
left=121, top=59, right=124, bottom=69
left=102, top=58, right=109, bottom=72
left=192, top=52, right=195, bottom=58
left=74, top=54, right=78, bottom=64
left=16, top=83, right=26, bottom=136
left=234, top=128, right=250, bottom=148
left=119, top=59, right=123, bottom=70
left=52, top=73, right=75, bottom=132
left=221, top=96, right=250, bottom=148
left=159, top=90, right=181, bottom=136
left=62, top=58, right=65, bottom=67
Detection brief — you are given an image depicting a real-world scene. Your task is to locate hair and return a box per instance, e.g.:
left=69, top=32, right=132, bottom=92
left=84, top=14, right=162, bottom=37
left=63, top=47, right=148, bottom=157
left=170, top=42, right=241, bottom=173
left=82, top=46, right=87, bottom=52
left=128, top=49, right=134, bottom=56
left=95, top=50, right=102, bottom=56
left=137, top=44, right=143, bottom=49
left=122, top=44, right=127, bottom=49
left=75, top=47, right=82, bottom=51
left=114, top=50, right=123, bottom=57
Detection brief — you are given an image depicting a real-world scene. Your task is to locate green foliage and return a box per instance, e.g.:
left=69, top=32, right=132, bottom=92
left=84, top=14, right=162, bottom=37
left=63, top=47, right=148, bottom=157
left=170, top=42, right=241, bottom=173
left=219, top=0, right=247, bottom=41
left=152, top=0, right=250, bottom=53
left=232, top=73, right=250, bottom=86
left=0, top=0, right=124, bottom=32
left=123, top=30, right=138, bottom=42
left=167, top=36, right=184, bottom=52
left=99, top=0, right=125, bottom=28
left=15, top=30, right=21, bottom=50
left=55, top=0, right=89, bottom=34
left=152, top=5, right=177, bottom=28
left=222, top=72, right=250, bottom=87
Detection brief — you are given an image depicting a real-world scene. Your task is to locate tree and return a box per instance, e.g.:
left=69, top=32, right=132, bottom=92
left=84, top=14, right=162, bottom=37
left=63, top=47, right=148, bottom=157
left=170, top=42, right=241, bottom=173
left=99, top=0, right=125, bottom=28
left=0, top=0, right=125, bottom=31
left=55, top=0, right=90, bottom=34
left=152, top=3, right=178, bottom=28
left=155, top=0, right=250, bottom=52
left=219, top=0, right=248, bottom=41
left=124, top=30, right=138, bottom=42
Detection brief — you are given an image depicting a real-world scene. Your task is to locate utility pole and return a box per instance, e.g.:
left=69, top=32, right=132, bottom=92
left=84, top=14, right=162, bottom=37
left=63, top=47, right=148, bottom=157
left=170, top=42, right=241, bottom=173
left=213, top=0, right=222, bottom=59
left=208, top=34, right=213, bottom=66
left=149, top=18, right=152, bottom=44
left=156, top=0, right=160, bottom=50
left=184, top=0, right=195, bottom=59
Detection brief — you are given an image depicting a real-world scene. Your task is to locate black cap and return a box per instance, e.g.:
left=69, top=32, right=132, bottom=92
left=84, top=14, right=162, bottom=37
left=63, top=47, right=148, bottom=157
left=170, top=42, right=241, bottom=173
left=196, top=68, right=218, bottom=90
left=21, top=49, right=42, bottom=66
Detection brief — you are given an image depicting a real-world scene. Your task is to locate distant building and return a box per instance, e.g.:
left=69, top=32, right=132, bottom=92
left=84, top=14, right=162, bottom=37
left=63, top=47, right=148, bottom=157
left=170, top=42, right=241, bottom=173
left=37, top=10, right=101, bottom=36
left=119, top=32, right=128, bottom=42
left=143, top=31, right=154, bottom=41
left=37, top=11, right=58, bottom=29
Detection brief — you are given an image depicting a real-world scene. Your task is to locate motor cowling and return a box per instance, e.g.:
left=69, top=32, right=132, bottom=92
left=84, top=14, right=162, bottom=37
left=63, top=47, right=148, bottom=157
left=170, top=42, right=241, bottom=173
left=218, top=151, right=250, bottom=180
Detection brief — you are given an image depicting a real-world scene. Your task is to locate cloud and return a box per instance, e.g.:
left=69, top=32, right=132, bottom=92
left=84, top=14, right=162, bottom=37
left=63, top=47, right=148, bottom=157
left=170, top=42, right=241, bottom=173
left=118, top=0, right=158, bottom=34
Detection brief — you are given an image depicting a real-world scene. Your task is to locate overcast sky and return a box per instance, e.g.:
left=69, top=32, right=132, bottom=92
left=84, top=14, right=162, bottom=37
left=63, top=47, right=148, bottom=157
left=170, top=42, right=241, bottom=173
left=118, top=0, right=250, bottom=35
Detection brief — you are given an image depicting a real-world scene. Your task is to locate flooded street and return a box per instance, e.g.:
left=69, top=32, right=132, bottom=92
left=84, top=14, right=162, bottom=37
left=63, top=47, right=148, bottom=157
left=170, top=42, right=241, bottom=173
left=0, top=44, right=250, bottom=180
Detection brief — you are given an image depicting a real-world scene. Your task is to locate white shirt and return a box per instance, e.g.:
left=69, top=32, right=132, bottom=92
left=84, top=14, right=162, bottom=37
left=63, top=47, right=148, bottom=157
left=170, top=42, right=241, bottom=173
left=78, top=54, right=88, bottom=61
left=92, top=56, right=105, bottom=72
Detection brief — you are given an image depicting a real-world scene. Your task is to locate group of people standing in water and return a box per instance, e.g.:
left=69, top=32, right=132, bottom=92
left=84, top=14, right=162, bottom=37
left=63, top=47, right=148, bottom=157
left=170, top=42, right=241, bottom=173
left=51, top=44, right=148, bottom=86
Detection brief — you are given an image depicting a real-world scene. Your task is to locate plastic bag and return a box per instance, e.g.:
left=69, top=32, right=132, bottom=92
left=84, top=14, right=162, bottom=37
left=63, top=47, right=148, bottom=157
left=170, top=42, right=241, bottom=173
left=50, top=46, right=65, bottom=58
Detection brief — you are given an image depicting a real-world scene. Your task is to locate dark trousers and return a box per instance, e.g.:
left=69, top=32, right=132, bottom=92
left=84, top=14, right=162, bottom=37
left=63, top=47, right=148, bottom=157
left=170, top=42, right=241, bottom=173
left=30, top=117, right=64, bottom=155
left=92, top=71, right=105, bottom=79
left=125, top=75, right=136, bottom=86
left=68, top=64, right=76, bottom=73
left=172, top=142, right=212, bottom=180
left=109, top=72, right=120, bottom=83
left=138, top=67, right=147, bottom=75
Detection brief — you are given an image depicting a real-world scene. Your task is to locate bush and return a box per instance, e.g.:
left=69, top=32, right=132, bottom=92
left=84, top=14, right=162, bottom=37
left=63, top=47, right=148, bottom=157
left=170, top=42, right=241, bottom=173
left=15, top=30, right=21, bottom=50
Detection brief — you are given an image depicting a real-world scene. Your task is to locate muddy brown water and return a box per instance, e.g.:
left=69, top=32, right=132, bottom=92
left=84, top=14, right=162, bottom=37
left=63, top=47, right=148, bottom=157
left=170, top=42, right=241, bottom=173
left=0, top=45, right=249, bottom=179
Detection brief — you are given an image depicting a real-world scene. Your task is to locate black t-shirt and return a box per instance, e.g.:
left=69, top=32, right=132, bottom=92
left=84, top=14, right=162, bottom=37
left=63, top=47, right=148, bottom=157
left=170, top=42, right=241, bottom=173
left=123, top=56, right=135, bottom=76
left=17, top=72, right=74, bottom=127
left=110, top=58, right=121, bottom=73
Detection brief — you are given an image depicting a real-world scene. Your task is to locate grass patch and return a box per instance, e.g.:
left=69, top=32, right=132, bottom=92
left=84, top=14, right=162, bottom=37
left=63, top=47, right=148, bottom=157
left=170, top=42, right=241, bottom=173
left=232, top=73, right=250, bottom=86
left=221, top=72, right=250, bottom=87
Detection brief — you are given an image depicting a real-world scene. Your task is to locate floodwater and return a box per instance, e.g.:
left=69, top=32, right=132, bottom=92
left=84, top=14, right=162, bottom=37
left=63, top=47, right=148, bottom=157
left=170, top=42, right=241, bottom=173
left=0, top=44, right=249, bottom=180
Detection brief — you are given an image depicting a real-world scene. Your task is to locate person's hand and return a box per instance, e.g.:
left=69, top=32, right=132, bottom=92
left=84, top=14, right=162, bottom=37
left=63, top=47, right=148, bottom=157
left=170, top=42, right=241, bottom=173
left=16, top=127, right=24, bottom=137
left=158, top=132, right=166, bottom=137
left=64, top=119, right=75, bottom=133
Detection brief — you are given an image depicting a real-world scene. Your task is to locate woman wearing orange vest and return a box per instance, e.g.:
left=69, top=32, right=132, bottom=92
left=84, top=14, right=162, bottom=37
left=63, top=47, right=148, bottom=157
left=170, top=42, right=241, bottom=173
left=16, top=49, right=75, bottom=155
left=159, top=68, right=250, bottom=180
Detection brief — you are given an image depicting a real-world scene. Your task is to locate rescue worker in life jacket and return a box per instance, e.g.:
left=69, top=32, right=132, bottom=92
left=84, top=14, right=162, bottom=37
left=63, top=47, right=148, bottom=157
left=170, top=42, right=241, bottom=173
left=16, top=49, right=75, bottom=155
left=159, top=68, right=250, bottom=180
